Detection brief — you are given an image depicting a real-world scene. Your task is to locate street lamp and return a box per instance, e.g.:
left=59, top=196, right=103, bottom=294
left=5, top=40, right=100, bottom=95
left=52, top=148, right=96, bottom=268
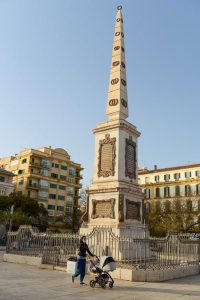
left=9, top=205, right=14, bottom=232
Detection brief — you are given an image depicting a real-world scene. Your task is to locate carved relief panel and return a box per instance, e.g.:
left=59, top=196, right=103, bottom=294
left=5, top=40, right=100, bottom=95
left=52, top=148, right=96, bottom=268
left=126, top=199, right=141, bottom=221
left=125, top=138, right=136, bottom=179
left=98, top=134, right=116, bottom=177
left=91, top=199, right=115, bottom=219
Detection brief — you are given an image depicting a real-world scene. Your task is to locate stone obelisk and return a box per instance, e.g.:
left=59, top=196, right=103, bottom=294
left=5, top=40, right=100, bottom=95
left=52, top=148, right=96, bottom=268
left=81, top=6, right=145, bottom=237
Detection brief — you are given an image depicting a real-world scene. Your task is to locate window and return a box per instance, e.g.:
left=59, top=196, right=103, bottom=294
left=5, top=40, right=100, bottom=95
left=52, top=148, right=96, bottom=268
left=51, top=173, right=58, bottom=179
left=18, top=169, right=25, bottom=174
left=41, top=160, right=51, bottom=168
left=185, top=185, right=191, bottom=196
left=52, top=163, right=59, bottom=168
left=68, top=187, right=74, bottom=195
left=61, top=165, right=67, bottom=170
left=60, top=175, right=67, bottom=181
left=66, top=198, right=73, bottom=205
left=39, top=191, right=47, bottom=199
left=66, top=207, right=72, bottom=213
left=174, top=173, right=180, bottom=180
left=164, top=187, right=170, bottom=198
left=0, top=176, right=5, bottom=182
left=41, top=169, right=49, bottom=176
left=196, top=184, right=200, bottom=195
left=58, top=195, right=65, bottom=200
left=40, top=180, right=48, bottom=188
left=50, top=183, right=57, bottom=189
left=49, top=194, right=56, bottom=199
left=69, top=168, right=75, bottom=176
left=195, top=170, right=200, bottom=178
left=155, top=188, right=160, bottom=198
left=21, top=158, right=27, bottom=164
left=164, top=174, right=170, bottom=182
left=145, top=177, right=150, bottom=184
left=144, top=189, right=150, bottom=199
left=48, top=205, right=55, bottom=210
left=185, top=171, right=191, bottom=179
left=57, top=206, right=64, bottom=211
left=155, top=175, right=159, bottom=182
left=19, top=179, right=24, bottom=185
left=59, top=185, right=66, bottom=190
left=68, top=177, right=74, bottom=183
left=175, top=186, right=180, bottom=196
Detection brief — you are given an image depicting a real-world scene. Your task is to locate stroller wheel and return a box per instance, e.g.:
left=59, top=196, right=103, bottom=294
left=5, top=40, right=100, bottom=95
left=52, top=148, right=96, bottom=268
left=109, top=282, right=114, bottom=289
left=101, top=282, right=106, bottom=289
left=90, top=280, right=96, bottom=288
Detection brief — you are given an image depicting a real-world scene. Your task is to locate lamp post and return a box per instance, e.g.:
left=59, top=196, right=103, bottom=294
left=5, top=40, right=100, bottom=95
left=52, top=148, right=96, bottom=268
left=9, top=205, right=14, bottom=232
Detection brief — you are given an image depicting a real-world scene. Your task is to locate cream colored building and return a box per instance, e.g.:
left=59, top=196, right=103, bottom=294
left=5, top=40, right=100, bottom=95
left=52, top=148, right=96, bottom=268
left=0, top=147, right=83, bottom=226
left=0, top=168, right=14, bottom=196
left=138, top=164, right=200, bottom=212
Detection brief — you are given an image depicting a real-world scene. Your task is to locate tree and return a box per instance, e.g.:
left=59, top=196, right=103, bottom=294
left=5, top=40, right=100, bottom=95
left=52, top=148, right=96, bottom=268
left=0, top=193, right=48, bottom=231
left=145, top=198, right=200, bottom=237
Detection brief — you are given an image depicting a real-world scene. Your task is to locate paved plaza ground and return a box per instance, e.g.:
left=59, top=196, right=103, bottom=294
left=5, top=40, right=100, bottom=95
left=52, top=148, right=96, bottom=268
left=1, top=250, right=200, bottom=300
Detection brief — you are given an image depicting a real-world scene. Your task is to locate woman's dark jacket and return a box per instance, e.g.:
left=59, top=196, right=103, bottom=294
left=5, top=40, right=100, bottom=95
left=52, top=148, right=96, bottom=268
left=78, top=241, right=94, bottom=257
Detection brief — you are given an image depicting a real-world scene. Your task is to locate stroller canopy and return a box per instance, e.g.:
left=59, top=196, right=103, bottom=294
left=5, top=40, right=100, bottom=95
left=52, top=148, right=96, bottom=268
left=99, top=256, right=116, bottom=272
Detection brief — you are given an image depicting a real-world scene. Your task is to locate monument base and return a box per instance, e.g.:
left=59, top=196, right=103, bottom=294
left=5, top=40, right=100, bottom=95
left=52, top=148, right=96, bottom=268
left=79, top=222, right=149, bottom=239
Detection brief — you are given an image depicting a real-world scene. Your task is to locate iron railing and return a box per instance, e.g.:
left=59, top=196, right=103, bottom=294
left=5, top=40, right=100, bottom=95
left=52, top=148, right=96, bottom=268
left=6, top=226, right=200, bottom=270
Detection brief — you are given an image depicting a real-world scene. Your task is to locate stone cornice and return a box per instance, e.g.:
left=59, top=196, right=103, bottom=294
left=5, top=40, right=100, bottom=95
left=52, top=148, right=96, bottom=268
left=93, top=119, right=140, bottom=137
left=87, top=186, right=143, bottom=197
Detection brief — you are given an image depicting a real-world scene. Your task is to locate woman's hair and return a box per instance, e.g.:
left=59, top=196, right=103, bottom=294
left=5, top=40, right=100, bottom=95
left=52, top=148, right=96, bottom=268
left=80, top=236, right=86, bottom=243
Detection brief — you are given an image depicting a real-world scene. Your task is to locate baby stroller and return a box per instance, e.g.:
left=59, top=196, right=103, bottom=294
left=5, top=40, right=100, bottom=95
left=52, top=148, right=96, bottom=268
left=89, top=256, right=116, bottom=289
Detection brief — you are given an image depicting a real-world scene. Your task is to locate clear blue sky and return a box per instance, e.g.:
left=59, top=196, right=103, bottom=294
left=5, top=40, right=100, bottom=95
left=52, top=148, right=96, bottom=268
left=0, top=0, right=200, bottom=187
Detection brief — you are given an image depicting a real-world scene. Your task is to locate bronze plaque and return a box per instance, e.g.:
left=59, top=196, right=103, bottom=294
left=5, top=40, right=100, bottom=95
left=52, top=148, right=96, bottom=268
left=126, top=199, right=141, bottom=220
left=91, top=199, right=115, bottom=219
left=98, top=134, right=116, bottom=177
left=125, top=138, right=136, bottom=179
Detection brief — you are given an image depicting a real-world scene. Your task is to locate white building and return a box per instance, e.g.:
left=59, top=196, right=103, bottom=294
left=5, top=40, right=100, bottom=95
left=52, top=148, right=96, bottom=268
left=0, top=168, right=14, bottom=196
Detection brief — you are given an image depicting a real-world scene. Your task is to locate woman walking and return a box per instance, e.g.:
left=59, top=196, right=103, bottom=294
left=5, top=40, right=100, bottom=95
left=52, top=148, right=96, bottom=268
left=72, top=236, right=95, bottom=285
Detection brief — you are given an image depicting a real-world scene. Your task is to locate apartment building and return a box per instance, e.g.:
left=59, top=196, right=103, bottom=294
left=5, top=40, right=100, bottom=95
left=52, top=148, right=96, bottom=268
left=138, top=164, right=200, bottom=212
left=0, top=168, right=14, bottom=196
left=0, top=147, right=83, bottom=226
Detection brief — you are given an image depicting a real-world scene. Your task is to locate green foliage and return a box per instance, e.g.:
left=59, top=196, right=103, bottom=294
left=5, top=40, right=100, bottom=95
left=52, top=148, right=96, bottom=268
left=145, top=199, right=200, bottom=237
left=0, top=193, right=48, bottom=231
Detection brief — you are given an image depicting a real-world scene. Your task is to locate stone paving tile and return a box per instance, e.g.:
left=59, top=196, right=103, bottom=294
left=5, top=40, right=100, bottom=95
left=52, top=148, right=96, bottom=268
left=0, top=255, right=200, bottom=300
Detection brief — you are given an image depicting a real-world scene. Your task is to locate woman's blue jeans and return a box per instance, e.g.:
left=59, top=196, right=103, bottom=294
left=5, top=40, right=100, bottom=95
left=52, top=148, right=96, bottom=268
left=74, top=257, right=86, bottom=283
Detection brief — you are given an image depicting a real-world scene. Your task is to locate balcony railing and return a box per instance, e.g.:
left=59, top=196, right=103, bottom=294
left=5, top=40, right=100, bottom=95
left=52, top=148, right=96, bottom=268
left=27, top=183, right=39, bottom=189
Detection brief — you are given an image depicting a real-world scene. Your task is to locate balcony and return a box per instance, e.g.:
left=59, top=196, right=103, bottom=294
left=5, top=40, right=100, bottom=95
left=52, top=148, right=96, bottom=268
left=30, top=161, right=50, bottom=169
left=30, top=162, right=43, bottom=168
left=27, top=182, right=39, bottom=189
left=40, top=185, right=49, bottom=190
left=38, top=195, right=48, bottom=201
left=67, top=191, right=74, bottom=196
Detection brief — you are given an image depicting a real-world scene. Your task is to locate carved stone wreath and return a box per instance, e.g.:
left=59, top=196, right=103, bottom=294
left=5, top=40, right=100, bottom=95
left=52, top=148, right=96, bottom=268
left=125, top=138, right=136, bottom=179
left=98, top=134, right=116, bottom=177
left=91, top=199, right=115, bottom=219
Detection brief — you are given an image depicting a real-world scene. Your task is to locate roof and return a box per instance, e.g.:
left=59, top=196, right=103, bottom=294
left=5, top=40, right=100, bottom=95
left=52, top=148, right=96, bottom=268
left=138, top=163, right=200, bottom=175
left=0, top=168, right=15, bottom=176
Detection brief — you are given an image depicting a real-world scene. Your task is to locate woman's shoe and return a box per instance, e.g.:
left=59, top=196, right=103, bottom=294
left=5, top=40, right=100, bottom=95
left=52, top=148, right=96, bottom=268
left=80, top=282, right=87, bottom=285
